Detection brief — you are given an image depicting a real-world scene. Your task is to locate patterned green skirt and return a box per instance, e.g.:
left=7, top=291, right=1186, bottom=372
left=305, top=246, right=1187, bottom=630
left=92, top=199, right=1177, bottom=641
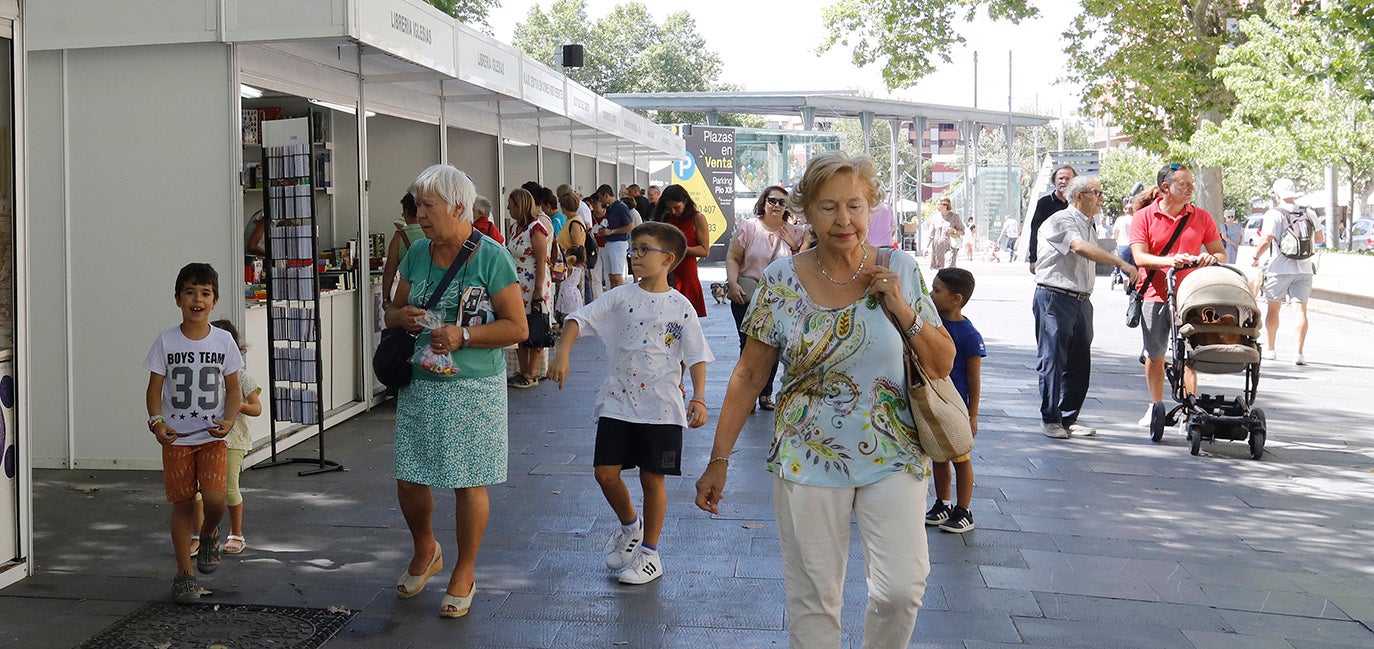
left=395, top=373, right=508, bottom=488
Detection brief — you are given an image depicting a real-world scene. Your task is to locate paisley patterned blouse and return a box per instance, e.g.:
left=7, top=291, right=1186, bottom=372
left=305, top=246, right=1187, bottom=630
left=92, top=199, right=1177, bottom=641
left=742, top=250, right=941, bottom=487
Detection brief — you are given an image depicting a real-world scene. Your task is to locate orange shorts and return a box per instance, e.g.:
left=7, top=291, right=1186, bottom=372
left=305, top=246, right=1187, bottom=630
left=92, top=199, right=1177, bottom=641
left=161, top=440, right=227, bottom=502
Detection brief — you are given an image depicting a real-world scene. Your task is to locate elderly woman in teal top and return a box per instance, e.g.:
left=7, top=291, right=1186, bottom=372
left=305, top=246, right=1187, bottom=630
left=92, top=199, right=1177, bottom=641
left=386, top=164, right=526, bottom=619
left=696, top=151, right=955, bottom=649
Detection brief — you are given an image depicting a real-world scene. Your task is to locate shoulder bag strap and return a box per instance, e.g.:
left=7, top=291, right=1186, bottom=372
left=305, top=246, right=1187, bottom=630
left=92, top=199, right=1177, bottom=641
left=423, top=230, right=483, bottom=311
left=1133, top=211, right=1191, bottom=298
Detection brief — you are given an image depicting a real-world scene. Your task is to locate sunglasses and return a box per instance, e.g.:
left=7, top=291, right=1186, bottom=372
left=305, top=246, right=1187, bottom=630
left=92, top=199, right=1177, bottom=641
left=629, top=245, right=671, bottom=258
left=765, top=197, right=788, bottom=207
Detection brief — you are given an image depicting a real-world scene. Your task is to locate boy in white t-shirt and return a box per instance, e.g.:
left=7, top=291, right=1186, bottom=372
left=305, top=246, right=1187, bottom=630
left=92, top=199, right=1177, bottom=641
left=144, top=263, right=243, bottom=604
left=548, top=222, right=713, bottom=585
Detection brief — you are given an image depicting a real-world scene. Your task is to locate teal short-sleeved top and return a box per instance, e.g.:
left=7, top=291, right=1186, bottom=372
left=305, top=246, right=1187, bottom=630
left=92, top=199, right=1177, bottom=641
left=400, top=236, right=519, bottom=380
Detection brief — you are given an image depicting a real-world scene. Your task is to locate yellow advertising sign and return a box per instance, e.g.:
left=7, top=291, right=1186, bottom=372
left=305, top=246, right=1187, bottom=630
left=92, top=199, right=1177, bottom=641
left=672, top=126, right=735, bottom=247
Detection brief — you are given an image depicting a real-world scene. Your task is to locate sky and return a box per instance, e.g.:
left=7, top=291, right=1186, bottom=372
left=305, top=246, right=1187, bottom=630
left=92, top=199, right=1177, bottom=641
left=486, top=0, right=1084, bottom=117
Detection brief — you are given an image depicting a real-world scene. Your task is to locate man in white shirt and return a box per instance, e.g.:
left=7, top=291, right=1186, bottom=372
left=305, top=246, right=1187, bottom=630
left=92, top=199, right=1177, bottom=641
left=1252, top=178, right=1324, bottom=366
left=999, top=215, right=1021, bottom=261
left=1032, top=176, right=1136, bottom=439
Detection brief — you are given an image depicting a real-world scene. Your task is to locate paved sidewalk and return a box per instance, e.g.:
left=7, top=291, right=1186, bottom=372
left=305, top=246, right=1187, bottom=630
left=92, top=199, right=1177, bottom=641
left=2, top=257, right=1372, bottom=649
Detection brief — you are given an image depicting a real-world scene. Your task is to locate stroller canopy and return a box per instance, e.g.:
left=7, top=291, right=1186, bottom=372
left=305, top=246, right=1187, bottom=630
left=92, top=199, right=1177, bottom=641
left=1175, top=266, right=1260, bottom=331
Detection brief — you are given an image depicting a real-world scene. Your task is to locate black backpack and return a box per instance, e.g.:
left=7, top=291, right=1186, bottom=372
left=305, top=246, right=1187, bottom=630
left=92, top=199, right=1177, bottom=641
left=1278, top=208, right=1317, bottom=260
left=573, top=218, right=599, bottom=269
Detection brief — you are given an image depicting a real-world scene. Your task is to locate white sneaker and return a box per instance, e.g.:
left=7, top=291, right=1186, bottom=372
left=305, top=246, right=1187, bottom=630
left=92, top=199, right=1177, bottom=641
left=604, top=519, right=644, bottom=570
left=1136, top=405, right=1153, bottom=428
left=1065, top=423, right=1097, bottom=437
left=617, top=548, right=663, bottom=585
left=1041, top=422, right=1070, bottom=439
left=1265, top=348, right=1278, bottom=361
left=1295, top=354, right=1306, bottom=366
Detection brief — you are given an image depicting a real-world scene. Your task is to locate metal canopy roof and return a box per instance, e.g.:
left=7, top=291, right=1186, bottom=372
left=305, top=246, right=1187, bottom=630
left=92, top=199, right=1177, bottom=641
left=605, top=90, right=1053, bottom=127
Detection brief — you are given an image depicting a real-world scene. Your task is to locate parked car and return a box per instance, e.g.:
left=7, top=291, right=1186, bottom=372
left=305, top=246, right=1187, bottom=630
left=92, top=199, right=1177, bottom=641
left=1350, top=218, right=1374, bottom=251
left=1243, top=215, right=1265, bottom=246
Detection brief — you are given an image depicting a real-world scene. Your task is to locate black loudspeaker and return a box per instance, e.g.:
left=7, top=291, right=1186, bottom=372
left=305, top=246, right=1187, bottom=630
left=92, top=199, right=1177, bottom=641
left=559, top=43, right=585, bottom=68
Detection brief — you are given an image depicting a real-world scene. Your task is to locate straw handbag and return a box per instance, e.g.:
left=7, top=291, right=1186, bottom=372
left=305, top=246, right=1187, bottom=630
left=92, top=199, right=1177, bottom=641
left=877, top=250, right=974, bottom=462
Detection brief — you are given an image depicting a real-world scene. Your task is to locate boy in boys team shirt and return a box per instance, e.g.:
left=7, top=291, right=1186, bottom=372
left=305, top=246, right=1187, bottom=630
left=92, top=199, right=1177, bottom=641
left=548, top=222, right=713, bottom=585
left=145, top=263, right=243, bottom=604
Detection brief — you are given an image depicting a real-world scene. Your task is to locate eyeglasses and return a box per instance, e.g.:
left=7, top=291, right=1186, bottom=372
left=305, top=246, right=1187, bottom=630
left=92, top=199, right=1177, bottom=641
left=765, top=197, right=788, bottom=207
left=629, top=245, right=671, bottom=257
left=1168, top=163, right=1182, bottom=170
left=1086, top=189, right=1105, bottom=197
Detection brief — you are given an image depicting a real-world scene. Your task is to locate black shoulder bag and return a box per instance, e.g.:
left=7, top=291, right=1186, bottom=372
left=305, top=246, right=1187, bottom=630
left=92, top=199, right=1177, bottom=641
left=1126, top=211, right=1190, bottom=328
left=374, top=230, right=482, bottom=393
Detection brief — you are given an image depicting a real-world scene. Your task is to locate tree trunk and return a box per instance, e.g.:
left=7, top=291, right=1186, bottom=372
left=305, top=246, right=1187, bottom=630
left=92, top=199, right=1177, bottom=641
left=1190, top=5, right=1226, bottom=227
left=1194, top=110, right=1226, bottom=226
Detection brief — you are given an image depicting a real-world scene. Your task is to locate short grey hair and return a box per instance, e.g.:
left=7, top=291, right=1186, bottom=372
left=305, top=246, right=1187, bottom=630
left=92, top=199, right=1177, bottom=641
left=1065, top=175, right=1101, bottom=202
left=410, top=164, right=476, bottom=222
left=473, top=196, right=492, bottom=218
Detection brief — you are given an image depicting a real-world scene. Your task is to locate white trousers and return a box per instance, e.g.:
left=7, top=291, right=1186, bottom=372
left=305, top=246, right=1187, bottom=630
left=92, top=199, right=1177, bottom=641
left=772, top=472, right=930, bottom=649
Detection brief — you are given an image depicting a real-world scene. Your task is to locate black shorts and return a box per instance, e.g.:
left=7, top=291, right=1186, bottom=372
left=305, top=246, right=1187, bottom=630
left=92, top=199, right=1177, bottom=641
left=593, top=417, right=683, bottom=475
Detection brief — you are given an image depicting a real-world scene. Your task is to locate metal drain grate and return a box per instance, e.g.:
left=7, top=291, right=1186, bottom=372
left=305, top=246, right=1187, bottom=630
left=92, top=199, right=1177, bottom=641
left=75, top=602, right=355, bottom=649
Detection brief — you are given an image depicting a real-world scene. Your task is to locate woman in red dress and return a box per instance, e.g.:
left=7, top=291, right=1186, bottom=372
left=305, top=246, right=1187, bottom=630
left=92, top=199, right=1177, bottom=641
left=656, top=184, right=709, bottom=317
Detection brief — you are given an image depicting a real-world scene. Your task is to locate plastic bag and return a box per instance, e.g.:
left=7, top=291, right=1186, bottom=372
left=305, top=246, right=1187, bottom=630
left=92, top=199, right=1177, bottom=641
left=410, top=310, right=459, bottom=376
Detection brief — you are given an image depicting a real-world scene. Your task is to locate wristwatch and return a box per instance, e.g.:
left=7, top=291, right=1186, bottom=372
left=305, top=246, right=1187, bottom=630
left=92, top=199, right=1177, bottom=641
left=148, top=415, right=165, bottom=432
left=904, top=316, right=925, bottom=339
left=459, top=326, right=471, bottom=349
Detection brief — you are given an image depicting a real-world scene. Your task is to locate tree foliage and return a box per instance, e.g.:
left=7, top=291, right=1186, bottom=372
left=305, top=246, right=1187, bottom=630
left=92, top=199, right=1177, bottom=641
left=1099, top=147, right=1164, bottom=219
left=1179, top=5, right=1374, bottom=236
left=818, top=0, right=1039, bottom=91
left=512, top=0, right=746, bottom=125
left=424, top=0, right=501, bottom=30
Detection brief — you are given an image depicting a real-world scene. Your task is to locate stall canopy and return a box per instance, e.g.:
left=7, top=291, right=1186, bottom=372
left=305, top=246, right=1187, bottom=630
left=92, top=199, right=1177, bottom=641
left=26, top=0, right=684, bottom=164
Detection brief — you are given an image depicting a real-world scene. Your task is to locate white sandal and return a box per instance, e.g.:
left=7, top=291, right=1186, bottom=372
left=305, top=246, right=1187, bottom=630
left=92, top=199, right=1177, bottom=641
left=396, top=546, right=443, bottom=599
left=440, top=584, right=476, bottom=619
left=223, top=534, right=247, bottom=554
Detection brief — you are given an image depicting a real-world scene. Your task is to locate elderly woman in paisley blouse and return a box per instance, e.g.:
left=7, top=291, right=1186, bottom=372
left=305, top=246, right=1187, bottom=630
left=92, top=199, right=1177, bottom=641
left=696, top=151, right=954, bottom=649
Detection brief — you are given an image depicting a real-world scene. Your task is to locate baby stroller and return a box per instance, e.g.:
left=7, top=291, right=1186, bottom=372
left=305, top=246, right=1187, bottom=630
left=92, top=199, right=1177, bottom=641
left=1163, top=265, right=1267, bottom=459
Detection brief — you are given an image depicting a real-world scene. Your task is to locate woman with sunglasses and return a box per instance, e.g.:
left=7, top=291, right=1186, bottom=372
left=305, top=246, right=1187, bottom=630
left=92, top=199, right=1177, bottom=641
left=725, top=185, right=805, bottom=410
left=655, top=184, right=710, bottom=317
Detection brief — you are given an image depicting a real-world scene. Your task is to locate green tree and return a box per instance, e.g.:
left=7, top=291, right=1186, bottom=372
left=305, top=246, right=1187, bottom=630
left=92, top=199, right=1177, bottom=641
left=820, top=1, right=1321, bottom=218
left=424, top=0, right=501, bottom=30
left=818, top=0, right=1039, bottom=90
left=513, top=0, right=747, bottom=125
left=1179, top=6, right=1374, bottom=247
left=1099, top=147, right=1164, bottom=219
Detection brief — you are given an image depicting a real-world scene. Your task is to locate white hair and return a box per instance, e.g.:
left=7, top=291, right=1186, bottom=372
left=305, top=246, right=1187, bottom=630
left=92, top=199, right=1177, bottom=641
left=473, top=196, right=492, bottom=218
left=410, top=164, right=476, bottom=222
left=1065, top=175, right=1101, bottom=202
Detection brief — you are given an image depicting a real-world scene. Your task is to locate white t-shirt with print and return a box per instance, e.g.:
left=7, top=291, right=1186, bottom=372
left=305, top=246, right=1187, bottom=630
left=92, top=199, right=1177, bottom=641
left=568, top=283, right=714, bottom=427
left=144, top=326, right=244, bottom=446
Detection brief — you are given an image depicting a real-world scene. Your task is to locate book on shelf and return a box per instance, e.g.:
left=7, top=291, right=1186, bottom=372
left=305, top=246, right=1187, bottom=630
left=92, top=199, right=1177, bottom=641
left=311, top=111, right=331, bottom=144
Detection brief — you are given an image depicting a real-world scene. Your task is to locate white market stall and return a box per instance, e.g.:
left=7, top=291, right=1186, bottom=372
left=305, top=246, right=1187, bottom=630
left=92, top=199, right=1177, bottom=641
left=21, top=0, right=682, bottom=487
left=0, top=0, right=27, bottom=592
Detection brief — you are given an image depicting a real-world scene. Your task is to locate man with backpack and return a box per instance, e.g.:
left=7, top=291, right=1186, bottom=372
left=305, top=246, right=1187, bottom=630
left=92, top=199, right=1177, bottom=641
left=1252, top=178, right=1325, bottom=366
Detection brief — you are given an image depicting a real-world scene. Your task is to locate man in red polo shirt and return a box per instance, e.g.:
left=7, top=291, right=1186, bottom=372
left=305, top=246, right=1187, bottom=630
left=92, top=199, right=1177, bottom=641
left=1128, top=163, right=1227, bottom=440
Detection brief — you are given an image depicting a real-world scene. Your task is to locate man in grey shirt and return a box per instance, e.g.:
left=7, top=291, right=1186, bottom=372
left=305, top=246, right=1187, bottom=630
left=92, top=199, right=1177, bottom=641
left=1032, top=176, right=1137, bottom=438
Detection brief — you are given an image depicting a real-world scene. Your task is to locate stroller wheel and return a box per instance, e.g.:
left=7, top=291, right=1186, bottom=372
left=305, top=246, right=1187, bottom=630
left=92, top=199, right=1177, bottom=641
left=1249, top=430, right=1266, bottom=460
left=1188, top=421, right=1204, bottom=456
left=1249, top=408, right=1267, bottom=460
left=1149, top=402, right=1166, bottom=443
